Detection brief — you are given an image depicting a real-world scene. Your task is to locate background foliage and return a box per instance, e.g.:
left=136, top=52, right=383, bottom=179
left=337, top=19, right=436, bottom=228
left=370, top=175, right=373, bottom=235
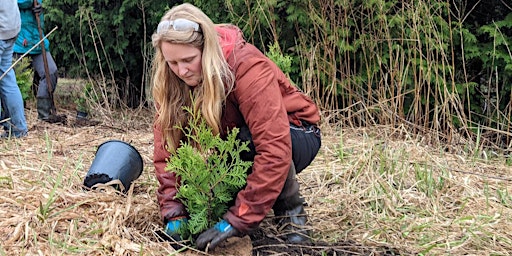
left=45, top=0, right=170, bottom=108
left=44, top=0, right=512, bottom=151
left=14, top=57, right=34, bottom=102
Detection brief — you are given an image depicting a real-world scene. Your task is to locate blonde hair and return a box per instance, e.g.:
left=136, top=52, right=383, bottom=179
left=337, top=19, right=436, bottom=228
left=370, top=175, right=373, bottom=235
left=151, top=3, right=234, bottom=152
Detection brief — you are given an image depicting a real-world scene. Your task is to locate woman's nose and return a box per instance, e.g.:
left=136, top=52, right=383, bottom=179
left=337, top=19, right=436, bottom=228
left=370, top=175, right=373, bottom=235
left=178, top=63, right=188, bottom=76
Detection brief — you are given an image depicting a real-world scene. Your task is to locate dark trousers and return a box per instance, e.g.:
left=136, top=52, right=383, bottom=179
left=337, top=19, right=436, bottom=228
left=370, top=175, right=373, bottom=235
left=289, top=122, right=322, bottom=173
left=13, top=52, right=58, bottom=98
left=236, top=122, right=321, bottom=211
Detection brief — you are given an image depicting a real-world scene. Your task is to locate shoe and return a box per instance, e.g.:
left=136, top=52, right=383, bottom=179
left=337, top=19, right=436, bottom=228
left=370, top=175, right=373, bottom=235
left=274, top=204, right=311, bottom=243
left=0, top=130, right=28, bottom=139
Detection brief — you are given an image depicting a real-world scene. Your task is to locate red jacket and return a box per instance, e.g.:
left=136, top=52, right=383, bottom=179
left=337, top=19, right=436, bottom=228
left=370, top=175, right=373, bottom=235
left=153, top=25, right=320, bottom=233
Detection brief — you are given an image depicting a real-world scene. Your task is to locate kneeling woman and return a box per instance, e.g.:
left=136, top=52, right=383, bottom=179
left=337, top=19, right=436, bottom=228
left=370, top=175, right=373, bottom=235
left=151, top=3, right=321, bottom=251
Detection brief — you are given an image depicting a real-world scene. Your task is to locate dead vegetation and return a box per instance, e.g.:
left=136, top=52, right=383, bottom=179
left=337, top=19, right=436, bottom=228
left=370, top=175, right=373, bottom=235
left=1, top=86, right=512, bottom=256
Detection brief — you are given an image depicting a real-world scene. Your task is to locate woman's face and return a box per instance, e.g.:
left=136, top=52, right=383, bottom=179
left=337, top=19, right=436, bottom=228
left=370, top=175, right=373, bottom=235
left=161, top=41, right=203, bottom=87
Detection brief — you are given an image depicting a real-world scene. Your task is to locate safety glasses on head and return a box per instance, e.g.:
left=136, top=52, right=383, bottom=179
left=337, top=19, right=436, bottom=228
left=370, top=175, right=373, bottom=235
left=157, top=18, right=202, bottom=34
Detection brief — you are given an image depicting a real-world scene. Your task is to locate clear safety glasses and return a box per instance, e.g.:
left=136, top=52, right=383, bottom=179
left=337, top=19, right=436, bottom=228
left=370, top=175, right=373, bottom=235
left=157, top=18, right=202, bottom=34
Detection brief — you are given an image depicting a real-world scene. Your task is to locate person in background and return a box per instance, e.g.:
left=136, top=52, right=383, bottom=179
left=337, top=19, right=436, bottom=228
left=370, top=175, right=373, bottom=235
left=151, top=3, right=321, bottom=251
left=0, top=0, right=29, bottom=139
left=14, top=0, right=58, bottom=123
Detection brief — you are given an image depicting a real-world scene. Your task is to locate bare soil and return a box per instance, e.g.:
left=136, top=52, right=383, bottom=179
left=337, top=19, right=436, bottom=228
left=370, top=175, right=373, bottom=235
left=248, top=224, right=401, bottom=256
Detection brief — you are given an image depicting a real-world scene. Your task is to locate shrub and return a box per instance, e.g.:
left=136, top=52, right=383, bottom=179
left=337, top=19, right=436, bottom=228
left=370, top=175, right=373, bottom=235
left=165, top=105, right=252, bottom=240
left=14, top=57, right=34, bottom=102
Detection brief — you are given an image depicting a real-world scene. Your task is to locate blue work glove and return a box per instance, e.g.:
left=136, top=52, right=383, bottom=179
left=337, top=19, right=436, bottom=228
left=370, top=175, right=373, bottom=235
left=196, top=219, right=241, bottom=251
left=164, top=217, right=188, bottom=250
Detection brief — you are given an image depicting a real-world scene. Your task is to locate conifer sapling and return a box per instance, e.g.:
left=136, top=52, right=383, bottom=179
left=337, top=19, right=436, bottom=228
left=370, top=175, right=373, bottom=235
left=165, top=105, right=252, bottom=242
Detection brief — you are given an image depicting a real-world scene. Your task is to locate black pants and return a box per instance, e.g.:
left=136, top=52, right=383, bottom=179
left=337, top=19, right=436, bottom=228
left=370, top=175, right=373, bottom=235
left=236, top=122, right=321, bottom=173
left=289, top=122, right=322, bottom=173
left=236, top=122, right=321, bottom=211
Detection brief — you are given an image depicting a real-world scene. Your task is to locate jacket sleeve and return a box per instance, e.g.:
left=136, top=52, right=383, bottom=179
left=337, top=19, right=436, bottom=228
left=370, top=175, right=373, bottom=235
left=153, top=120, right=187, bottom=222
left=18, top=0, right=36, bottom=9
left=223, top=53, right=292, bottom=233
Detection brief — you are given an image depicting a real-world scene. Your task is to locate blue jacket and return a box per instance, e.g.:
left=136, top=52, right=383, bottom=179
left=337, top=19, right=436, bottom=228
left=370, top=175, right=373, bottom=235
left=14, top=0, right=49, bottom=54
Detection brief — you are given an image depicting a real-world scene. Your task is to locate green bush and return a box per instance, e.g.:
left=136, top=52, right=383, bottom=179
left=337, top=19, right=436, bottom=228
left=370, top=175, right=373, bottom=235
left=14, top=57, right=34, bottom=102
left=43, top=0, right=512, bottom=149
left=45, top=0, right=169, bottom=107
left=266, top=42, right=293, bottom=76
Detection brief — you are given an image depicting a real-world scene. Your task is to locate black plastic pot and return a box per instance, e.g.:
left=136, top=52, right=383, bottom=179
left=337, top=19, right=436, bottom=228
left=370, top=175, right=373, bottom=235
left=83, top=140, right=143, bottom=193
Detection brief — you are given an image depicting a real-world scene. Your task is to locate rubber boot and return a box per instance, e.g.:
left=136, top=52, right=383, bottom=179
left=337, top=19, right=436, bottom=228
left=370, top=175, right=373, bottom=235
left=273, top=162, right=311, bottom=244
left=37, top=98, right=52, bottom=121
left=276, top=204, right=309, bottom=243
left=36, top=98, right=66, bottom=124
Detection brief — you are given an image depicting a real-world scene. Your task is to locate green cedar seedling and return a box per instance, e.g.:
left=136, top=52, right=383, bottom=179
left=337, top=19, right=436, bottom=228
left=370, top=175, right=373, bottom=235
left=165, top=105, right=252, bottom=240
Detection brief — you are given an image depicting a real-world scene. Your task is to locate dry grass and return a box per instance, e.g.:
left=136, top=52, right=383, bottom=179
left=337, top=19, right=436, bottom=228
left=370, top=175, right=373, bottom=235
left=1, top=88, right=512, bottom=255
left=307, top=125, right=512, bottom=255
left=0, top=102, right=171, bottom=255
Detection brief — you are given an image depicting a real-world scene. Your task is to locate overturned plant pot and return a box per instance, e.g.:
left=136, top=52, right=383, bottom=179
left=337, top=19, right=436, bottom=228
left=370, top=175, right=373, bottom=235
left=83, top=140, right=143, bottom=193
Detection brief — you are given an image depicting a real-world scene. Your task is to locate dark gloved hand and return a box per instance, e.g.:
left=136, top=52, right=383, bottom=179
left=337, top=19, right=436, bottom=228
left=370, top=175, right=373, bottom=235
left=164, top=217, right=188, bottom=250
left=32, top=3, right=43, bottom=14
left=196, top=219, right=241, bottom=251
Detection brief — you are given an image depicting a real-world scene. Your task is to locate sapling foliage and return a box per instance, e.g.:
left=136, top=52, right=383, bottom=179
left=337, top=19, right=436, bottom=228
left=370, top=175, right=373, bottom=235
left=165, top=106, right=252, bottom=239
